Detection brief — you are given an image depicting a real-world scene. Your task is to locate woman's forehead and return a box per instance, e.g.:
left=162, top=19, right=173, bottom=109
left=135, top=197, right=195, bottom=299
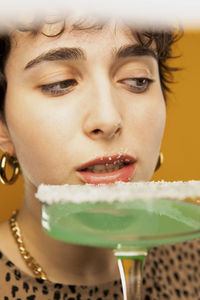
left=8, top=21, right=140, bottom=68
left=11, top=21, right=137, bottom=50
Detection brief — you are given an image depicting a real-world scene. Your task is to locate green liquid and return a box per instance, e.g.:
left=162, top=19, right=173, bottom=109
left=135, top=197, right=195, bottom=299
left=42, top=198, right=200, bottom=249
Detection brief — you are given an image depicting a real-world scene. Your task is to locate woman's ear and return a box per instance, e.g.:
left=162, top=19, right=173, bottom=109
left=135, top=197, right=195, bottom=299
left=0, top=119, right=15, bottom=155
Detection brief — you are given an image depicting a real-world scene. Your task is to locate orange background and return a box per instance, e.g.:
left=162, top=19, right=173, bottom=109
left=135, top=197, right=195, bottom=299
left=0, top=30, right=200, bottom=222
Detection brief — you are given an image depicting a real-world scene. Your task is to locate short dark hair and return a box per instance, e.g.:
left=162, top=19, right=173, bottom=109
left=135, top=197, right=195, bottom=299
left=0, top=19, right=182, bottom=121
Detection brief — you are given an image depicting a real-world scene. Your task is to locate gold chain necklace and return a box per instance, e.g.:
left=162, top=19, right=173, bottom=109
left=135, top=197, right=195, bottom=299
left=9, top=210, right=47, bottom=281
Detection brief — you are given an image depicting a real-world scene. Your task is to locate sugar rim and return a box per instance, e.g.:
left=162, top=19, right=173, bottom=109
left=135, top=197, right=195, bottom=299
left=35, top=180, right=200, bottom=205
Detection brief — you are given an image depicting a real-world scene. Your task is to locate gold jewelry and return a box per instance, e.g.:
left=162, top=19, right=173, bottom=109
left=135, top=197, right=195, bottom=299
left=155, top=152, right=164, bottom=171
left=0, top=153, right=20, bottom=185
left=9, top=210, right=47, bottom=281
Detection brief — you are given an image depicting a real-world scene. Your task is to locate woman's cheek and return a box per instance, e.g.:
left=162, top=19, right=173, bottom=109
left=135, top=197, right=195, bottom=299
left=135, top=98, right=166, bottom=180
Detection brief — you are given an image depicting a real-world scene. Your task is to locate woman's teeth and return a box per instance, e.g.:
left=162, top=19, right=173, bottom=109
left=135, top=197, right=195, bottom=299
left=85, top=162, right=125, bottom=173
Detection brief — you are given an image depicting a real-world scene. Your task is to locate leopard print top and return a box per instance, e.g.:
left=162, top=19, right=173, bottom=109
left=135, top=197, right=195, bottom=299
left=0, top=239, right=200, bottom=300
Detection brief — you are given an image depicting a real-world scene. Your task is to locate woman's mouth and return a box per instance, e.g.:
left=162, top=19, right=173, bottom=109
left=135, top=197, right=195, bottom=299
left=76, top=154, right=137, bottom=184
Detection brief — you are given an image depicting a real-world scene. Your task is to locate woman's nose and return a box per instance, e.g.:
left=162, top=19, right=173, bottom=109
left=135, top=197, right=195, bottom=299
left=83, top=89, right=123, bottom=141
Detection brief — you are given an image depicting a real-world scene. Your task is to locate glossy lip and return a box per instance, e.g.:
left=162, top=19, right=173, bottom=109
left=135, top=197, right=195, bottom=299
left=76, top=154, right=137, bottom=184
left=76, top=154, right=136, bottom=170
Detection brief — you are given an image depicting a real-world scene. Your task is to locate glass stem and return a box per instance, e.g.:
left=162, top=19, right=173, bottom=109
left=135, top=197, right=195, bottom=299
left=117, top=254, right=147, bottom=300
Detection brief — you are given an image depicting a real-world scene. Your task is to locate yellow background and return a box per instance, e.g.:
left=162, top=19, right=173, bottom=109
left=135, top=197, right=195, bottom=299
left=0, top=30, right=200, bottom=221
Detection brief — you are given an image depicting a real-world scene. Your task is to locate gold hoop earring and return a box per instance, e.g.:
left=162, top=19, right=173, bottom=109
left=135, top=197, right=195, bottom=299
left=0, top=153, right=20, bottom=185
left=155, top=152, right=164, bottom=172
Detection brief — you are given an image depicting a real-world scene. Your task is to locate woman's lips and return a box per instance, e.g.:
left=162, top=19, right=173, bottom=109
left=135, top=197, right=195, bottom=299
left=76, top=154, right=136, bottom=184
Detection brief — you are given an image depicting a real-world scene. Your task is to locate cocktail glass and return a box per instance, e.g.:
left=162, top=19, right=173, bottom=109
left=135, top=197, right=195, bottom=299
left=36, top=182, right=200, bottom=300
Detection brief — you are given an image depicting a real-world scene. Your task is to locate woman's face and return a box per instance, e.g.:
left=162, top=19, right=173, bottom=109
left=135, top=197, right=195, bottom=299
left=3, top=22, right=166, bottom=187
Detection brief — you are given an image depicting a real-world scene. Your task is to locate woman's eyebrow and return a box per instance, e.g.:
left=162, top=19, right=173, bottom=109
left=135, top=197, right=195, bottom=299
left=24, top=47, right=86, bottom=70
left=115, top=44, right=157, bottom=60
left=24, top=44, right=157, bottom=71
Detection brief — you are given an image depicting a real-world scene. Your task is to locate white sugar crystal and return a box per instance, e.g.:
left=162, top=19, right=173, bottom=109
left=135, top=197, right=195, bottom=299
left=35, top=181, right=200, bottom=204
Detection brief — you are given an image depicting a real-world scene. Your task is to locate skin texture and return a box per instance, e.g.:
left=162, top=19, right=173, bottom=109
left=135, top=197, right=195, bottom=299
left=0, top=21, right=166, bottom=284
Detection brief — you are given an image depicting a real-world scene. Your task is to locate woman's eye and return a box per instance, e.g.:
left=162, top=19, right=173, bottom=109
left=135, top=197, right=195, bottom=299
left=120, top=78, right=154, bottom=93
left=40, top=79, right=78, bottom=96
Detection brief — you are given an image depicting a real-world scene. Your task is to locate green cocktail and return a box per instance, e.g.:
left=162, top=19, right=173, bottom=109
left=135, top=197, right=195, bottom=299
left=36, top=181, right=200, bottom=300
left=41, top=198, right=200, bottom=249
